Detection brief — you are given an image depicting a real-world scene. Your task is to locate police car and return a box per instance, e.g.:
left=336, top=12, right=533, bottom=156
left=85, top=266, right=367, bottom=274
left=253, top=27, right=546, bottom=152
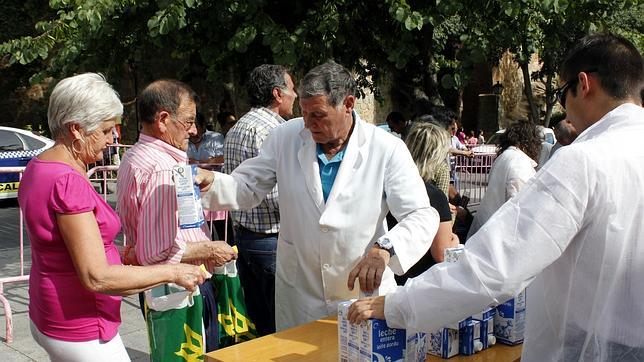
left=0, top=126, right=54, bottom=199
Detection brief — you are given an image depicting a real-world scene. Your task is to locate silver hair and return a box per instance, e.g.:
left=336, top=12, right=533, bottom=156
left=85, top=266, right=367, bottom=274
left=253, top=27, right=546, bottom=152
left=405, top=122, right=451, bottom=183
left=297, top=60, right=356, bottom=107
left=48, top=73, right=123, bottom=139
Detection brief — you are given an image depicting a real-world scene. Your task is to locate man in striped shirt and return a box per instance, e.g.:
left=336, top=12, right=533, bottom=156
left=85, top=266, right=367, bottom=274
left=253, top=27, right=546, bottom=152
left=223, top=64, right=297, bottom=336
left=116, top=79, right=236, bottom=351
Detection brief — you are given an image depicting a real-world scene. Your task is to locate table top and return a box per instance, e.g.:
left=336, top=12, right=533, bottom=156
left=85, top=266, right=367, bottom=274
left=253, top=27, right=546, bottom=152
left=205, top=316, right=522, bottom=362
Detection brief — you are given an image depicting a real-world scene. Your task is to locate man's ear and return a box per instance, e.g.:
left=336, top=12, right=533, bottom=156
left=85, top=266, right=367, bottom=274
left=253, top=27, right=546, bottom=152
left=156, top=110, right=171, bottom=133
left=578, top=72, right=594, bottom=98
left=343, top=95, right=356, bottom=114
left=272, top=87, right=283, bottom=105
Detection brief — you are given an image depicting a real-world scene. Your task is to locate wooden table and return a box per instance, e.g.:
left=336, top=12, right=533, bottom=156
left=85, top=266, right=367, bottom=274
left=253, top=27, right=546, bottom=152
left=205, top=316, right=522, bottom=362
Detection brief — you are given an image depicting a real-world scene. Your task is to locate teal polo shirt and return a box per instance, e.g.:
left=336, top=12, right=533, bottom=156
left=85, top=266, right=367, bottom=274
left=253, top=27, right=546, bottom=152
left=316, top=144, right=346, bottom=202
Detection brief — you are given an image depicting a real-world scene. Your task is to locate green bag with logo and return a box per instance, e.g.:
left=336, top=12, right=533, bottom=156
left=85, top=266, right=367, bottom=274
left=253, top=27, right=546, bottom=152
left=145, top=284, right=205, bottom=362
left=212, top=260, right=257, bottom=347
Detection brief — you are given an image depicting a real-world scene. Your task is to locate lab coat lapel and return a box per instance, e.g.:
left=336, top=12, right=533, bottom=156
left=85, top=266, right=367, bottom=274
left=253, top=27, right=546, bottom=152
left=297, top=129, right=325, bottom=212
left=325, top=113, right=367, bottom=206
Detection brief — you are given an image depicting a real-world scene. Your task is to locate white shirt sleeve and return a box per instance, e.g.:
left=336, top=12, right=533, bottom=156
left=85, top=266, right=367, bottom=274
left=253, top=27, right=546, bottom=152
left=384, top=148, right=589, bottom=331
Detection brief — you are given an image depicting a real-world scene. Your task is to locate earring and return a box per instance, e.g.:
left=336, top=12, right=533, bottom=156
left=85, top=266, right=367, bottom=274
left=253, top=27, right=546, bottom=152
left=71, top=138, right=84, bottom=155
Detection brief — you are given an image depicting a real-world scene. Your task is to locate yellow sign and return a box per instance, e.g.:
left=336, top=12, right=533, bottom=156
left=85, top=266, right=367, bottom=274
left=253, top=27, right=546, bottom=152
left=0, top=182, right=19, bottom=193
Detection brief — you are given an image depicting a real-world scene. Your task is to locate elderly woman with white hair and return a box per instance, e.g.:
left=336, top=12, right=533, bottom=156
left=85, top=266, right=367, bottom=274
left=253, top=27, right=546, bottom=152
left=18, top=73, right=207, bottom=361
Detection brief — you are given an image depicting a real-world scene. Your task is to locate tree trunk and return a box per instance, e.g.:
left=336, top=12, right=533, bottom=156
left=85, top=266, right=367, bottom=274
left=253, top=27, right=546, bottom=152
left=543, top=73, right=555, bottom=127
left=520, top=60, right=539, bottom=123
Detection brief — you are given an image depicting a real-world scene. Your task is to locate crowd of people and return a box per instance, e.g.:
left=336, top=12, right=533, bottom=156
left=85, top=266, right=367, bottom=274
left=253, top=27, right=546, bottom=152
left=17, top=32, right=643, bottom=362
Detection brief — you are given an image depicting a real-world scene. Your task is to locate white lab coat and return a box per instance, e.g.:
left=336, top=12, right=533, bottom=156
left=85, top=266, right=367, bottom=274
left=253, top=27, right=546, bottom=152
left=384, top=104, right=644, bottom=361
left=467, top=146, right=536, bottom=239
left=202, top=112, right=438, bottom=330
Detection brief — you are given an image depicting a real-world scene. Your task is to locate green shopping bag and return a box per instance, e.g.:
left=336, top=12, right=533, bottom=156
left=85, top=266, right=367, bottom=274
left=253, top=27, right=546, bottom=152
left=212, top=259, right=258, bottom=347
left=145, top=284, right=205, bottom=362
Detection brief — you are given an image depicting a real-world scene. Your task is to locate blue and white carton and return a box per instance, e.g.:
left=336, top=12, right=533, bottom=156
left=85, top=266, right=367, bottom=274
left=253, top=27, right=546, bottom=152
left=338, top=300, right=427, bottom=361
left=494, top=289, right=526, bottom=345
left=405, top=331, right=429, bottom=362
left=459, top=319, right=483, bottom=355
left=172, top=164, right=205, bottom=229
left=473, top=308, right=496, bottom=349
left=337, top=300, right=353, bottom=362
left=427, top=328, right=459, bottom=359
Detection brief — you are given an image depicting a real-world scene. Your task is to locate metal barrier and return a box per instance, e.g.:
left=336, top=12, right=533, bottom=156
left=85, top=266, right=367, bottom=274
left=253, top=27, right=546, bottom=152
left=0, top=166, right=26, bottom=343
left=453, top=153, right=496, bottom=206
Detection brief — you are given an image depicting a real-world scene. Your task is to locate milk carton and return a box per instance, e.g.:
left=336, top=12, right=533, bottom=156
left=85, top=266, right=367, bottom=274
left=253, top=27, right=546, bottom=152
left=459, top=319, right=483, bottom=355
left=172, top=164, right=205, bottom=229
left=443, top=244, right=465, bottom=263
left=359, top=319, right=406, bottom=362
left=494, top=289, right=526, bottom=345
left=473, top=308, right=496, bottom=349
left=427, top=328, right=459, bottom=359
left=337, top=300, right=354, bottom=362
left=405, top=331, right=429, bottom=362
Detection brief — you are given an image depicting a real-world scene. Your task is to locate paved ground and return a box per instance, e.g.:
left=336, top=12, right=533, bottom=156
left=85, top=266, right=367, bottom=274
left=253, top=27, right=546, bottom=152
left=0, top=186, right=151, bottom=361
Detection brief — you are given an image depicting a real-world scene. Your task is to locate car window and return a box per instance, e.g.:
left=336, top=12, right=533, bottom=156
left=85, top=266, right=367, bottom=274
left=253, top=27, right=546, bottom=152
left=0, top=130, right=24, bottom=151
left=21, top=133, right=46, bottom=150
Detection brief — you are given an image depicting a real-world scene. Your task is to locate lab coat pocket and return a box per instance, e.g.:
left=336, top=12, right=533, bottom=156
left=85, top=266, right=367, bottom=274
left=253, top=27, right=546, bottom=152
left=278, top=238, right=298, bottom=288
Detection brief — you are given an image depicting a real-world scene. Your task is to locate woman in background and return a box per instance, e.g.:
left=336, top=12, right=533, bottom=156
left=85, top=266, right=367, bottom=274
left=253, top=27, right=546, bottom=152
left=391, top=121, right=459, bottom=285
left=467, top=120, right=541, bottom=239
left=19, top=73, right=206, bottom=361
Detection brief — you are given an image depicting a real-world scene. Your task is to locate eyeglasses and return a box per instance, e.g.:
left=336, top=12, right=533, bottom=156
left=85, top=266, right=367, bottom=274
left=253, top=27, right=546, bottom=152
left=175, top=117, right=196, bottom=130
left=555, top=69, right=598, bottom=109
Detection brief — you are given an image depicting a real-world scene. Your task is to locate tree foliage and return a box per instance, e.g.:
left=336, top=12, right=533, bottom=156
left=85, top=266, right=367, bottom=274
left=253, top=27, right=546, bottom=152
left=0, top=0, right=641, bottom=131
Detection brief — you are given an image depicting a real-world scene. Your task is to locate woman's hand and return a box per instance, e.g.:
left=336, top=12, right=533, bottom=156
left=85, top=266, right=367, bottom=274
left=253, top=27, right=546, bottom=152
left=348, top=296, right=386, bottom=324
left=172, top=263, right=208, bottom=292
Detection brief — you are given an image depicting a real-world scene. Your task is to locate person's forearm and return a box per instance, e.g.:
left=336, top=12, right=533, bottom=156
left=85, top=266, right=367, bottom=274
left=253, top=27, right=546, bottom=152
left=430, top=221, right=459, bottom=262
left=89, top=264, right=178, bottom=296
left=182, top=241, right=217, bottom=262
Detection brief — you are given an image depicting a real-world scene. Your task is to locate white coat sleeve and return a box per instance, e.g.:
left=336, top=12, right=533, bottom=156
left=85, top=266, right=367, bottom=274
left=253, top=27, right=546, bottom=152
left=201, top=129, right=279, bottom=211
left=381, top=140, right=439, bottom=275
left=384, top=148, right=590, bottom=331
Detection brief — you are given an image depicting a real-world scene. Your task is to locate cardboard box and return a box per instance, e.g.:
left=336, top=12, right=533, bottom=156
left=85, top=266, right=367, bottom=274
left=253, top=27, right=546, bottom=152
left=494, top=289, right=526, bottom=345
left=428, top=328, right=459, bottom=359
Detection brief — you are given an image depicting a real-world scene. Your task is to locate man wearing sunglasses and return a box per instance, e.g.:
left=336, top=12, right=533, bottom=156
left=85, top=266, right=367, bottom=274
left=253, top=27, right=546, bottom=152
left=349, top=33, right=644, bottom=361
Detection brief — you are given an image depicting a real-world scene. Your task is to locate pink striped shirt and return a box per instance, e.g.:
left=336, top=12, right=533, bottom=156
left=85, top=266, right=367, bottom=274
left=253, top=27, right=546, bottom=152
left=116, top=134, right=214, bottom=269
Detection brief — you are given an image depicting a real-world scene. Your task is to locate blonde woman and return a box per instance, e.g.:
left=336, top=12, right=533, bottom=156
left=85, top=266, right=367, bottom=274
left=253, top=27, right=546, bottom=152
left=392, top=121, right=459, bottom=284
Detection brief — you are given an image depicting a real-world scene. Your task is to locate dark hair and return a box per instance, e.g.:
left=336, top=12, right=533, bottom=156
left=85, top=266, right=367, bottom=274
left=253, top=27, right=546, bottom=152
left=298, top=60, right=357, bottom=107
left=415, top=114, right=436, bottom=124
left=386, top=111, right=406, bottom=125
left=549, top=112, right=567, bottom=128
left=560, top=33, right=643, bottom=101
left=497, top=121, right=541, bottom=162
left=216, top=111, right=236, bottom=127
left=138, top=79, right=198, bottom=124
left=429, top=105, right=458, bottom=129
left=248, top=64, right=289, bottom=108
left=195, top=111, right=207, bottom=128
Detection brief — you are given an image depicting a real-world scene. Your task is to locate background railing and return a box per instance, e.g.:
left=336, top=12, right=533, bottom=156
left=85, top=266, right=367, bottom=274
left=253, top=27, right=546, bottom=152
left=453, top=153, right=496, bottom=207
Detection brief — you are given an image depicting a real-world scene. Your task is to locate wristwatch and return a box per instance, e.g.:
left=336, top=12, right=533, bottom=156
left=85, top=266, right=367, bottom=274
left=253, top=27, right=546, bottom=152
left=375, top=238, right=395, bottom=257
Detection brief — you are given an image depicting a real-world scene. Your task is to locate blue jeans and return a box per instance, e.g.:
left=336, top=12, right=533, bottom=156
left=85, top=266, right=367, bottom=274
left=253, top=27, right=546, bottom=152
left=234, top=226, right=277, bottom=336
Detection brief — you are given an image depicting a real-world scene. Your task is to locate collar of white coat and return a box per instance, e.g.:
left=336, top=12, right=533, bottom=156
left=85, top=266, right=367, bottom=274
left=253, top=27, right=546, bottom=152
left=573, top=103, right=643, bottom=144
left=507, top=146, right=538, bottom=168
left=297, top=111, right=368, bottom=211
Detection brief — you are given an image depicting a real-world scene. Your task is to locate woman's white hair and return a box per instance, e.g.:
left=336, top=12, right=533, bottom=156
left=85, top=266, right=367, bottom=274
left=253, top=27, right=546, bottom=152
left=47, top=73, right=123, bottom=139
left=405, top=122, right=451, bottom=182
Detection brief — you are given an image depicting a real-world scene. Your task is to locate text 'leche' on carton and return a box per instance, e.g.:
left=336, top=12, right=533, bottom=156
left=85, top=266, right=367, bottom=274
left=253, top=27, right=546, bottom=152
left=337, top=300, right=428, bottom=362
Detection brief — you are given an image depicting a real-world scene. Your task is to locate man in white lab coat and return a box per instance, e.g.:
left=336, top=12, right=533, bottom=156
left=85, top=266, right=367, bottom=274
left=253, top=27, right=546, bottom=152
left=199, top=60, right=438, bottom=330
left=349, top=33, right=644, bottom=361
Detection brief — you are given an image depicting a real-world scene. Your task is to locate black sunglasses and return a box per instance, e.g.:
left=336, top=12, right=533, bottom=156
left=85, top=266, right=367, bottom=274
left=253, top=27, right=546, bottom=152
left=555, top=69, right=598, bottom=109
